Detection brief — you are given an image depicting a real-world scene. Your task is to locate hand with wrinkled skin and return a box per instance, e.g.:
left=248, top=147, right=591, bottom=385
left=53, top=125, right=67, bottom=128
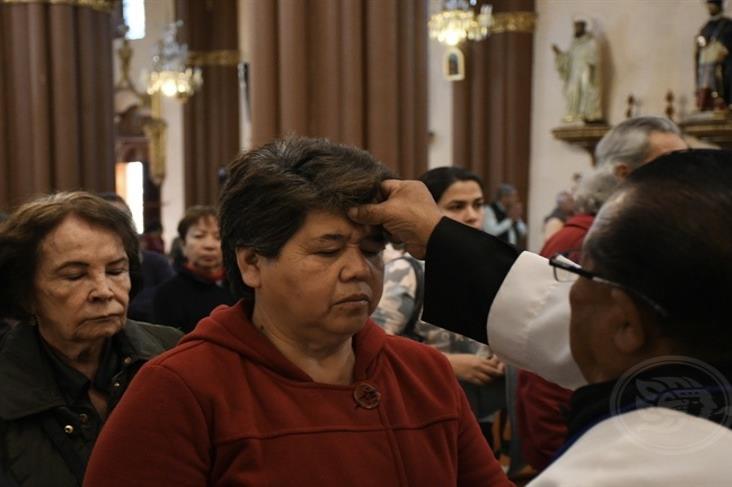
left=446, top=354, right=505, bottom=385
left=349, top=180, right=442, bottom=259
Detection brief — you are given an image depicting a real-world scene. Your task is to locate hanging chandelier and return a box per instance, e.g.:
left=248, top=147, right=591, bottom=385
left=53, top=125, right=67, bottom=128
left=146, top=21, right=202, bottom=101
left=428, top=0, right=493, bottom=46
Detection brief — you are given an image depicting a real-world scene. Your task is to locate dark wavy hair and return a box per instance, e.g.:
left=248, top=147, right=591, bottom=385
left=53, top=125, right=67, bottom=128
left=0, top=191, right=140, bottom=320
left=219, top=136, right=393, bottom=300
left=418, top=166, right=483, bottom=203
left=584, top=149, right=732, bottom=360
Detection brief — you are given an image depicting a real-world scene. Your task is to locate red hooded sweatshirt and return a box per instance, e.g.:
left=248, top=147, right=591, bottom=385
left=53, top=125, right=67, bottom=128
left=84, top=301, right=512, bottom=486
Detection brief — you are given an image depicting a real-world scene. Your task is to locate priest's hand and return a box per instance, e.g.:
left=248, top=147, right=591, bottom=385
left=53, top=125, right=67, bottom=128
left=349, top=179, right=441, bottom=260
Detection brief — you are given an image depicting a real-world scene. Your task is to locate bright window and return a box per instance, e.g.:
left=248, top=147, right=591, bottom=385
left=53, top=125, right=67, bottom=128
left=115, top=161, right=145, bottom=234
left=123, top=0, right=146, bottom=40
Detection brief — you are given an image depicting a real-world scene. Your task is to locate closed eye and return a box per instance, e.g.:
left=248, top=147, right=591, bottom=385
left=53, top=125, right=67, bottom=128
left=360, top=239, right=385, bottom=257
left=316, top=249, right=341, bottom=257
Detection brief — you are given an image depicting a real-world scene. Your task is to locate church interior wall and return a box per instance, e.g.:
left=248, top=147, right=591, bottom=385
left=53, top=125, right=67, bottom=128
left=427, top=37, right=453, bottom=169
left=528, top=0, right=713, bottom=251
left=112, top=0, right=722, bottom=252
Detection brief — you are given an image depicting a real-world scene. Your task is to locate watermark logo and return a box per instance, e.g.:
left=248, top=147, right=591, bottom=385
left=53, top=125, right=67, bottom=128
left=609, top=356, right=732, bottom=454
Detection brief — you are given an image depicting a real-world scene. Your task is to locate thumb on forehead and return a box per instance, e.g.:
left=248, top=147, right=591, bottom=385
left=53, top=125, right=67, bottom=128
left=348, top=203, right=385, bottom=226
left=348, top=179, right=401, bottom=224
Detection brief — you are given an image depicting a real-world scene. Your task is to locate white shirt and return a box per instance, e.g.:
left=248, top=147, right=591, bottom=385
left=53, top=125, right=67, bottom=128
left=483, top=203, right=527, bottom=246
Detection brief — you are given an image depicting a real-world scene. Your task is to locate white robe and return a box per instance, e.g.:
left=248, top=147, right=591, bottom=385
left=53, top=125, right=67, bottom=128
left=487, top=251, right=583, bottom=389
left=532, top=408, right=732, bottom=486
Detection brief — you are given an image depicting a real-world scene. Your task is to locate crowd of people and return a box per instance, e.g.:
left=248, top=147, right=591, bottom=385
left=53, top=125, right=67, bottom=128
left=1, top=115, right=731, bottom=486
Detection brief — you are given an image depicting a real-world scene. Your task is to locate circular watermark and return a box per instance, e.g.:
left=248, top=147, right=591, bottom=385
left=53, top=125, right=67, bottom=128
left=609, top=355, right=732, bottom=454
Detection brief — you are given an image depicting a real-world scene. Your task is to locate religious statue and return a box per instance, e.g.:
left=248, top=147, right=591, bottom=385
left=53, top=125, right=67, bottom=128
left=696, top=0, right=732, bottom=111
left=552, top=17, right=603, bottom=124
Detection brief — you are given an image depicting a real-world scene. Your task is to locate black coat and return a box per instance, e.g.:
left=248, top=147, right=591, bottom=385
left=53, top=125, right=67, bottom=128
left=152, top=266, right=237, bottom=334
left=0, top=320, right=181, bottom=487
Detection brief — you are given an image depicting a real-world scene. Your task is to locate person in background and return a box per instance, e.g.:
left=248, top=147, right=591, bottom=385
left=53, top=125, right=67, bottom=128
left=516, top=164, right=619, bottom=473
left=484, top=183, right=526, bottom=248
left=83, top=137, right=510, bottom=486
left=542, top=190, right=575, bottom=242
left=372, top=166, right=506, bottom=446
left=152, top=206, right=236, bottom=333
left=140, top=221, right=165, bottom=254
left=98, top=193, right=174, bottom=323
left=168, top=236, right=185, bottom=268
left=595, top=115, right=684, bottom=178
left=0, top=192, right=181, bottom=487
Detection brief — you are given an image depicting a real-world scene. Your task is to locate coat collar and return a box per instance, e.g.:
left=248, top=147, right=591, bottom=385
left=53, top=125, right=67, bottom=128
left=0, top=320, right=168, bottom=421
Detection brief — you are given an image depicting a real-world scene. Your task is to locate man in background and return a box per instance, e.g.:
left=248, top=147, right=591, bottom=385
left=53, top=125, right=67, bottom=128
left=484, top=183, right=526, bottom=248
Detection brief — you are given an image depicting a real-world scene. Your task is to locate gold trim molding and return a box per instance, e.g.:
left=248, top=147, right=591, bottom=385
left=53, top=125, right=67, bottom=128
left=188, top=50, right=241, bottom=67
left=490, top=12, right=537, bottom=34
left=552, top=123, right=611, bottom=165
left=679, top=113, right=732, bottom=148
left=0, top=0, right=115, bottom=12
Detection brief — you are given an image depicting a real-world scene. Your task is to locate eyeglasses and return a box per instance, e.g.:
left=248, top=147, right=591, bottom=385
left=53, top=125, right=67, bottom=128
left=548, top=254, right=670, bottom=318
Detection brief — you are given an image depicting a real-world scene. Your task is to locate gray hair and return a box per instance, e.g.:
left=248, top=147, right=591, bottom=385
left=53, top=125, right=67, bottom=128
left=555, top=190, right=573, bottom=204
left=573, top=165, right=621, bottom=215
left=595, top=116, right=681, bottom=169
left=495, top=183, right=516, bottom=200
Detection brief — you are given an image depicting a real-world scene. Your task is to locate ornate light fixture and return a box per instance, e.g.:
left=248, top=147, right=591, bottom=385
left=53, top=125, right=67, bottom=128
left=146, top=21, right=202, bottom=101
left=428, top=0, right=493, bottom=46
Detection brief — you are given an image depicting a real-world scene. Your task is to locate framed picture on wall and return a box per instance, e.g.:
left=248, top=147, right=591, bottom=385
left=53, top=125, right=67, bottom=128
left=443, top=47, right=465, bottom=81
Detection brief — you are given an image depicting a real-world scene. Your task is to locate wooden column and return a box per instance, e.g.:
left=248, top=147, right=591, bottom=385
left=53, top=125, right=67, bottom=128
left=177, top=0, right=240, bottom=207
left=0, top=0, right=115, bottom=210
left=248, top=0, right=428, bottom=179
left=452, top=0, right=536, bottom=211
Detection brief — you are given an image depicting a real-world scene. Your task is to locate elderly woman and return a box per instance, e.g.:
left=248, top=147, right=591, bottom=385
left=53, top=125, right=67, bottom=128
left=84, top=137, right=511, bottom=486
left=0, top=192, right=181, bottom=487
left=152, top=205, right=236, bottom=333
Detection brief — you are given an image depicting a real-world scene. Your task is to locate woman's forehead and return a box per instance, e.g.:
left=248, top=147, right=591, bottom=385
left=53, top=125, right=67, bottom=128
left=440, top=180, right=483, bottom=201
left=39, top=216, right=126, bottom=266
left=297, top=210, right=379, bottom=241
left=191, top=215, right=219, bottom=229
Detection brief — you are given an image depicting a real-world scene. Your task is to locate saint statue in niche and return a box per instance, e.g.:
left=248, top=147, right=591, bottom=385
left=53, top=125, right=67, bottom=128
left=696, top=0, right=732, bottom=111
left=552, top=16, right=603, bottom=124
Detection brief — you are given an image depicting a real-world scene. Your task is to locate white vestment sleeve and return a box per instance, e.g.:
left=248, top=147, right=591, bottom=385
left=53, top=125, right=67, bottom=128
left=486, top=251, right=586, bottom=390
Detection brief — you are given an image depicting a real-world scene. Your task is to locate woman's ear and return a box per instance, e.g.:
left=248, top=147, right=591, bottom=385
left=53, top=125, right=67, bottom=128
left=610, top=288, right=647, bottom=354
left=235, top=248, right=262, bottom=289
